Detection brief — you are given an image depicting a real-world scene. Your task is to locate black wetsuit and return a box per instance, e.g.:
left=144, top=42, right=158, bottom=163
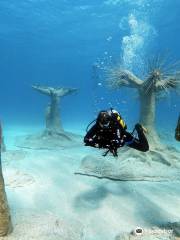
left=84, top=120, right=149, bottom=155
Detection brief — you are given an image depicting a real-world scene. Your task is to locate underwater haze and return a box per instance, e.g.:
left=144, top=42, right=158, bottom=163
left=0, top=0, right=180, bottom=132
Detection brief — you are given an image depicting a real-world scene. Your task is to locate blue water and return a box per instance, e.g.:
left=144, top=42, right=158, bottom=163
left=0, top=2, right=180, bottom=239
left=0, top=0, right=179, bottom=138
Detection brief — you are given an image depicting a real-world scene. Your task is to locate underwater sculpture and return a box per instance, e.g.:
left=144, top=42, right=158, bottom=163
left=175, top=114, right=180, bottom=141
left=0, top=123, right=12, bottom=236
left=32, top=85, right=77, bottom=132
left=1, top=137, right=6, bottom=152
left=107, top=57, right=180, bottom=148
left=16, top=85, right=81, bottom=149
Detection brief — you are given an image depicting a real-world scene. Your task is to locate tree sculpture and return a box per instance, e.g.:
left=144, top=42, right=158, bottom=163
left=32, top=85, right=77, bottom=133
left=107, top=57, right=180, bottom=149
left=0, top=123, right=12, bottom=236
left=16, top=85, right=80, bottom=149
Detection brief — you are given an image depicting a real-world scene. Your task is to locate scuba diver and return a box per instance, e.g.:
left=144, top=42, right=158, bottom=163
left=175, top=114, right=180, bottom=141
left=84, top=109, right=149, bottom=157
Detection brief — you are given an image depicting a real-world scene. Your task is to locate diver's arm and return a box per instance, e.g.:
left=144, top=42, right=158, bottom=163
left=84, top=124, right=98, bottom=144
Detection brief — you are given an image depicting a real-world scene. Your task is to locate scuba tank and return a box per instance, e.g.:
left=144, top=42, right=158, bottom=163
left=175, top=114, right=180, bottom=141
left=109, top=108, right=127, bottom=130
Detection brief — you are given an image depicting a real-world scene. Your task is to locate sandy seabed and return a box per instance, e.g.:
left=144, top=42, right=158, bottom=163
left=1, top=126, right=180, bottom=240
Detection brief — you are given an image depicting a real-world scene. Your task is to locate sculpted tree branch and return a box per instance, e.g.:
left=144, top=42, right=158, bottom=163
left=107, top=69, right=143, bottom=89
left=155, top=72, right=180, bottom=91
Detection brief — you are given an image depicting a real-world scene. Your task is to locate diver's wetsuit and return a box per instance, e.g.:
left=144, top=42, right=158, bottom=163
left=84, top=121, right=149, bottom=154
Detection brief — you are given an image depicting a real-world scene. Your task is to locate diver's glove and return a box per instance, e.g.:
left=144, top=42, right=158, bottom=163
left=84, top=138, right=101, bottom=148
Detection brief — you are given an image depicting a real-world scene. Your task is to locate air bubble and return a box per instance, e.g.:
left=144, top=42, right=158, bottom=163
left=106, top=36, right=112, bottom=41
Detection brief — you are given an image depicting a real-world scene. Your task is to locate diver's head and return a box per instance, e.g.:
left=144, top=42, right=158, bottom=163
left=97, top=111, right=111, bottom=128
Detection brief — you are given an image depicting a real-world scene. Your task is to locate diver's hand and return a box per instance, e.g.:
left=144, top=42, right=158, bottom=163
left=84, top=138, right=94, bottom=146
left=95, top=143, right=99, bottom=148
left=88, top=138, right=99, bottom=147
left=88, top=138, right=93, bottom=142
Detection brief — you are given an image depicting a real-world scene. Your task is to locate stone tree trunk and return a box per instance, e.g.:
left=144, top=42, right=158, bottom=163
left=0, top=123, right=12, bottom=236
left=108, top=69, right=180, bottom=149
left=138, top=86, right=161, bottom=147
left=32, top=85, right=77, bottom=133
left=46, top=94, right=62, bottom=132
left=1, top=137, right=6, bottom=152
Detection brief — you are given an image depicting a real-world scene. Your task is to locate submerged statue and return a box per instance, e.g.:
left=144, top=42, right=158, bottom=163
left=16, top=85, right=81, bottom=149
left=107, top=56, right=180, bottom=149
left=175, top=114, right=180, bottom=141
left=32, top=85, right=77, bottom=132
left=1, top=137, right=6, bottom=152
left=0, top=123, right=12, bottom=236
